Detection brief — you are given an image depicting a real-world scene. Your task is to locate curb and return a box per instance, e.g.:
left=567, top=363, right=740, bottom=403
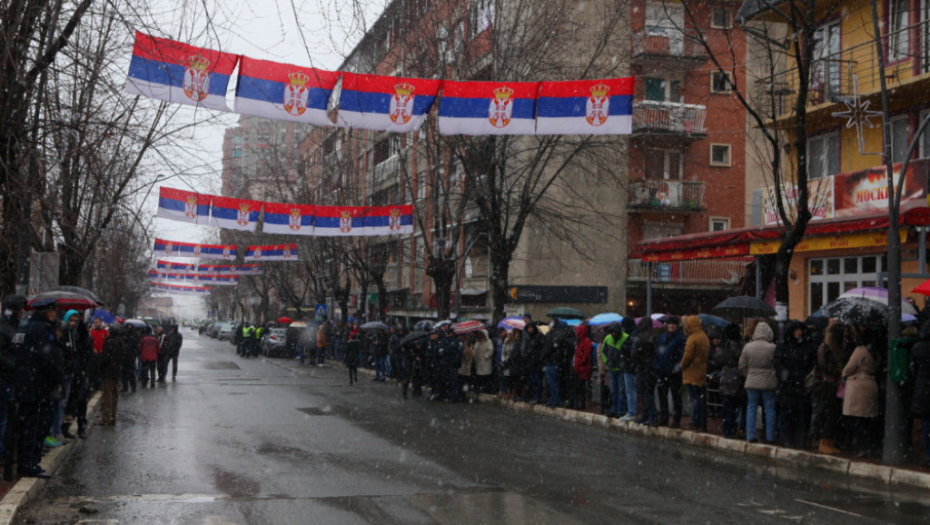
left=0, top=391, right=103, bottom=525
left=473, top=393, right=930, bottom=490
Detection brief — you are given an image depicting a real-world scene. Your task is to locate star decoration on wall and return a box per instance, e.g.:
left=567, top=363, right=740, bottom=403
left=831, top=74, right=882, bottom=155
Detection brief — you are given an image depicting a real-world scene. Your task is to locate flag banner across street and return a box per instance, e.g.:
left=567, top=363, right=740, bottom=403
left=125, top=33, right=634, bottom=136
left=153, top=238, right=237, bottom=260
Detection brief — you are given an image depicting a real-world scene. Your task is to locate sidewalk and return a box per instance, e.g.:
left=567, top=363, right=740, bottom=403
left=300, top=358, right=930, bottom=491
left=0, top=391, right=102, bottom=525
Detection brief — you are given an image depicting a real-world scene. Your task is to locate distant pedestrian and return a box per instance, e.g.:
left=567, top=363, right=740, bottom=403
left=680, top=315, right=709, bottom=430
left=740, top=322, right=777, bottom=444
left=774, top=320, right=816, bottom=448
left=120, top=326, right=139, bottom=393
left=316, top=322, right=327, bottom=366
left=810, top=320, right=846, bottom=454
left=139, top=328, right=159, bottom=388
left=473, top=329, right=494, bottom=394
left=160, top=325, right=183, bottom=381
left=99, top=326, right=124, bottom=425
left=344, top=334, right=360, bottom=385
left=631, top=317, right=658, bottom=425
left=842, top=326, right=884, bottom=458
left=573, top=324, right=594, bottom=410
left=654, top=317, right=685, bottom=428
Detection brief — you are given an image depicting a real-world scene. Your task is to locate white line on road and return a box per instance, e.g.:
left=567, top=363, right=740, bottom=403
left=796, top=499, right=864, bottom=517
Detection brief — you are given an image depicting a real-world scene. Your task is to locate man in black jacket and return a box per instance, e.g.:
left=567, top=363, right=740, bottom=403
left=0, top=295, right=26, bottom=467
left=159, top=325, right=183, bottom=382
left=15, top=299, right=64, bottom=478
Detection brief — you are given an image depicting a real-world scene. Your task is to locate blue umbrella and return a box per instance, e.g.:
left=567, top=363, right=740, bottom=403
left=698, top=313, right=731, bottom=328
left=497, top=316, right=523, bottom=328
left=91, top=309, right=116, bottom=324
left=588, top=313, right=623, bottom=326
left=564, top=319, right=582, bottom=327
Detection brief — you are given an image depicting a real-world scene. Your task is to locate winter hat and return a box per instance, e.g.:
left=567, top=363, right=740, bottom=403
left=620, top=317, right=637, bottom=334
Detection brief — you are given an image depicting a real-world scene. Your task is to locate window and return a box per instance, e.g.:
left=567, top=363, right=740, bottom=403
left=890, top=115, right=910, bottom=164
left=921, top=110, right=930, bottom=158
left=710, top=71, right=732, bottom=93
left=710, top=144, right=731, bottom=166
left=711, top=7, right=731, bottom=28
left=812, top=22, right=841, bottom=100
left=644, top=77, right=682, bottom=102
left=710, top=217, right=730, bottom=231
left=809, top=256, right=886, bottom=314
left=645, top=2, right=685, bottom=55
left=807, top=130, right=841, bottom=179
left=645, top=149, right=683, bottom=179
left=889, top=0, right=910, bottom=61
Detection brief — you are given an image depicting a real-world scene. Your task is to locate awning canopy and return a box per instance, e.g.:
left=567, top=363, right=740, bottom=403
left=635, top=207, right=930, bottom=262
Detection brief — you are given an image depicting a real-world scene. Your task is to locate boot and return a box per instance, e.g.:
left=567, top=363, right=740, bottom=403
left=61, top=422, right=76, bottom=440
left=78, top=419, right=87, bottom=439
left=818, top=439, right=841, bottom=455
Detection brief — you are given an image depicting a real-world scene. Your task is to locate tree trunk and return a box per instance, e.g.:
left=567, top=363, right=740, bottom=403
left=488, top=247, right=512, bottom=325
left=427, top=257, right=455, bottom=320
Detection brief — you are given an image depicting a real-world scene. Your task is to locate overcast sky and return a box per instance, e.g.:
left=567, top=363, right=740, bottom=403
left=143, top=0, right=385, bottom=318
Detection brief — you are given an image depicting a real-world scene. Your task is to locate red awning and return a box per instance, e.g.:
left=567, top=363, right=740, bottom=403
left=635, top=207, right=930, bottom=261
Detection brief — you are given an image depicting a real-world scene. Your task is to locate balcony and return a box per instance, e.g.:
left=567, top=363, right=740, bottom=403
left=628, top=179, right=705, bottom=213
left=632, top=101, right=706, bottom=141
left=628, top=258, right=748, bottom=286
left=631, top=28, right=707, bottom=70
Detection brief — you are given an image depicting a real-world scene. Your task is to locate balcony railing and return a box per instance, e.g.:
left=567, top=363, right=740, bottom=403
left=631, top=28, right=707, bottom=63
left=628, top=258, right=748, bottom=286
left=629, top=179, right=705, bottom=212
left=633, top=100, right=706, bottom=136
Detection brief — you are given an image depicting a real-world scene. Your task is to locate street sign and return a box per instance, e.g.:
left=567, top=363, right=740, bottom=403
left=315, top=304, right=327, bottom=317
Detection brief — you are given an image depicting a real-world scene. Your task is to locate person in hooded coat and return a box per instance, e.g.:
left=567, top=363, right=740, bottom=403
left=910, top=320, right=930, bottom=467
left=774, top=319, right=817, bottom=448
left=680, top=315, right=710, bottom=430
left=740, top=322, right=777, bottom=443
left=54, top=310, right=85, bottom=442
left=842, top=326, right=884, bottom=457
left=654, top=317, right=685, bottom=427
left=99, top=325, right=124, bottom=425
left=63, top=312, right=94, bottom=439
left=631, top=316, right=658, bottom=425
left=710, top=323, right=743, bottom=437
left=522, top=323, right=544, bottom=404
left=600, top=322, right=628, bottom=418
left=573, top=324, right=593, bottom=410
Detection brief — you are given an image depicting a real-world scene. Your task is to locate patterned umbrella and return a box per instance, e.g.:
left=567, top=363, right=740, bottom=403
left=838, top=287, right=918, bottom=315
left=821, top=297, right=889, bottom=326
left=453, top=319, right=485, bottom=334
left=501, top=318, right=525, bottom=330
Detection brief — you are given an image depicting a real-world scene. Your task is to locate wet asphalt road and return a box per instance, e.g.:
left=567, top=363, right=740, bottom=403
left=13, top=329, right=929, bottom=525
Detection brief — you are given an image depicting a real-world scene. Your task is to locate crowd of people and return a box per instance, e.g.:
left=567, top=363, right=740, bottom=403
left=296, top=310, right=930, bottom=467
left=0, top=294, right=183, bottom=479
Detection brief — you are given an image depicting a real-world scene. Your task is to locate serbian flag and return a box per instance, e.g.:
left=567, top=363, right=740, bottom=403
left=337, top=73, right=441, bottom=132
left=439, top=80, right=539, bottom=135
left=536, top=78, right=634, bottom=135
left=198, top=274, right=239, bottom=286
left=262, top=203, right=315, bottom=235
left=153, top=238, right=237, bottom=260
left=156, top=187, right=212, bottom=225
left=124, top=32, right=239, bottom=112
left=314, top=205, right=413, bottom=236
left=196, top=264, right=234, bottom=276
left=235, top=57, right=340, bottom=126
left=156, top=260, right=199, bottom=272
left=208, top=195, right=263, bottom=232
left=235, top=264, right=263, bottom=275
left=244, top=244, right=298, bottom=262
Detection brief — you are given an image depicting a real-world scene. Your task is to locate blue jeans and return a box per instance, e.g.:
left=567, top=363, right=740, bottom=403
left=622, top=373, right=637, bottom=417
left=374, top=355, right=387, bottom=380
left=746, top=389, right=776, bottom=442
left=609, top=371, right=624, bottom=415
left=298, top=345, right=305, bottom=365
left=52, top=375, right=74, bottom=437
left=333, top=339, right=342, bottom=362
left=544, top=366, right=561, bottom=406
left=687, top=384, right=704, bottom=427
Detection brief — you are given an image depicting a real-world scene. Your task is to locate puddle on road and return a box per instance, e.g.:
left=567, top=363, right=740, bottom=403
left=182, top=361, right=241, bottom=371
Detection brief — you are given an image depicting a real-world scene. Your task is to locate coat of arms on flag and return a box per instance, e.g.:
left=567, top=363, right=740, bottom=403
left=185, top=196, right=199, bottom=219
left=183, top=55, right=211, bottom=102
left=488, top=86, right=514, bottom=128
left=193, top=245, right=201, bottom=257
left=289, top=208, right=302, bottom=231
left=339, top=210, right=353, bottom=233
left=282, top=246, right=292, bottom=258
left=254, top=248, right=262, bottom=260
left=284, top=72, right=310, bottom=116
left=237, top=203, right=252, bottom=227
left=222, top=246, right=232, bottom=259
left=585, top=84, right=610, bottom=126
left=389, top=207, right=402, bottom=231
left=389, top=83, right=415, bottom=124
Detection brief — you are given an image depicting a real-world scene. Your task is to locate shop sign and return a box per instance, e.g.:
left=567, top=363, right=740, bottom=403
left=749, top=230, right=906, bottom=255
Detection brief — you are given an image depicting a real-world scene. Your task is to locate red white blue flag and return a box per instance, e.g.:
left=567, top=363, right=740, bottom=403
left=124, top=32, right=239, bottom=112
left=156, top=187, right=211, bottom=225
left=337, top=73, right=441, bottom=132
left=156, top=260, right=199, bottom=273
left=536, top=78, right=634, bottom=135
left=235, top=264, right=263, bottom=275
left=244, top=244, right=298, bottom=262
left=235, top=57, right=339, bottom=126
left=262, top=203, right=315, bottom=235
left=150, top=282, right=211, bottom=296
left=197, top=274, right=239, bottom=286
left=153, top=238, right=237, bottom=260
left=208, top=196, right=263, bottom=232
left=439, top=81, right=539, bottom=135
left=313, top=205, right=414, bottom=237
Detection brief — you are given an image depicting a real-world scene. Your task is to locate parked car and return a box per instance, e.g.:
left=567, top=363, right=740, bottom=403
left=261, top=328, right=291, bottom=357
left=207, top=322, right=221, bottom=338
left=199, top=321, right=210, bottom=335
left=217, top=322, right=235, bottom=341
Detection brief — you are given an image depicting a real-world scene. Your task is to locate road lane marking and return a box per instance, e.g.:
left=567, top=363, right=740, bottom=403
left=796, top=499, right=864, bottom=517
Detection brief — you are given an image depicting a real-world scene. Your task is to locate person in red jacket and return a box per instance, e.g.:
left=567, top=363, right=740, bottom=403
left=139, top=328, right=160, bottom=388
left=573, top=324, right=594, bottom=410
left=89, top=317, right=109, bottom=355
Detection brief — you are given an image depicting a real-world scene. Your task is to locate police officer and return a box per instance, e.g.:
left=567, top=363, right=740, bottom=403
left=15, top=298, right=64, bottom=478
left=242, top=324, right=254, bottom=358
left=0, top=295, right=26, bottom=471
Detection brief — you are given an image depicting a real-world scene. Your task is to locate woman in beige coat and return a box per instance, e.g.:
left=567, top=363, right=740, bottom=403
left=472, top=330, right=495, bottom=393
left=842, top=330, right=882, bottom=457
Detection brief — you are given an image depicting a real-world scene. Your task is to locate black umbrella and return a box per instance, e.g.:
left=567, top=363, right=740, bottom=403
left=821, top=297, right=890, bottom=326
left=43, top=285, right=103, bottom=305
left=399, top=330, right=430, bottom=346
left=359, top=321, right=390, bottom=331
left=412, top=320, right=434, bottom=331
left=710, top=296, right=776, bottom=320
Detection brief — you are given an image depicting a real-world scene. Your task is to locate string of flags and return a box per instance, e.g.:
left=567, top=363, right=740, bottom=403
left=149, top=270, right=240, bottom=286
left=124, top=32, right=633, bottom=136
left=157, top=187, right=414, bottom=236
left=155, top=260, right=263, bottom=275
left=149, top=282, right=212, bottom=296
